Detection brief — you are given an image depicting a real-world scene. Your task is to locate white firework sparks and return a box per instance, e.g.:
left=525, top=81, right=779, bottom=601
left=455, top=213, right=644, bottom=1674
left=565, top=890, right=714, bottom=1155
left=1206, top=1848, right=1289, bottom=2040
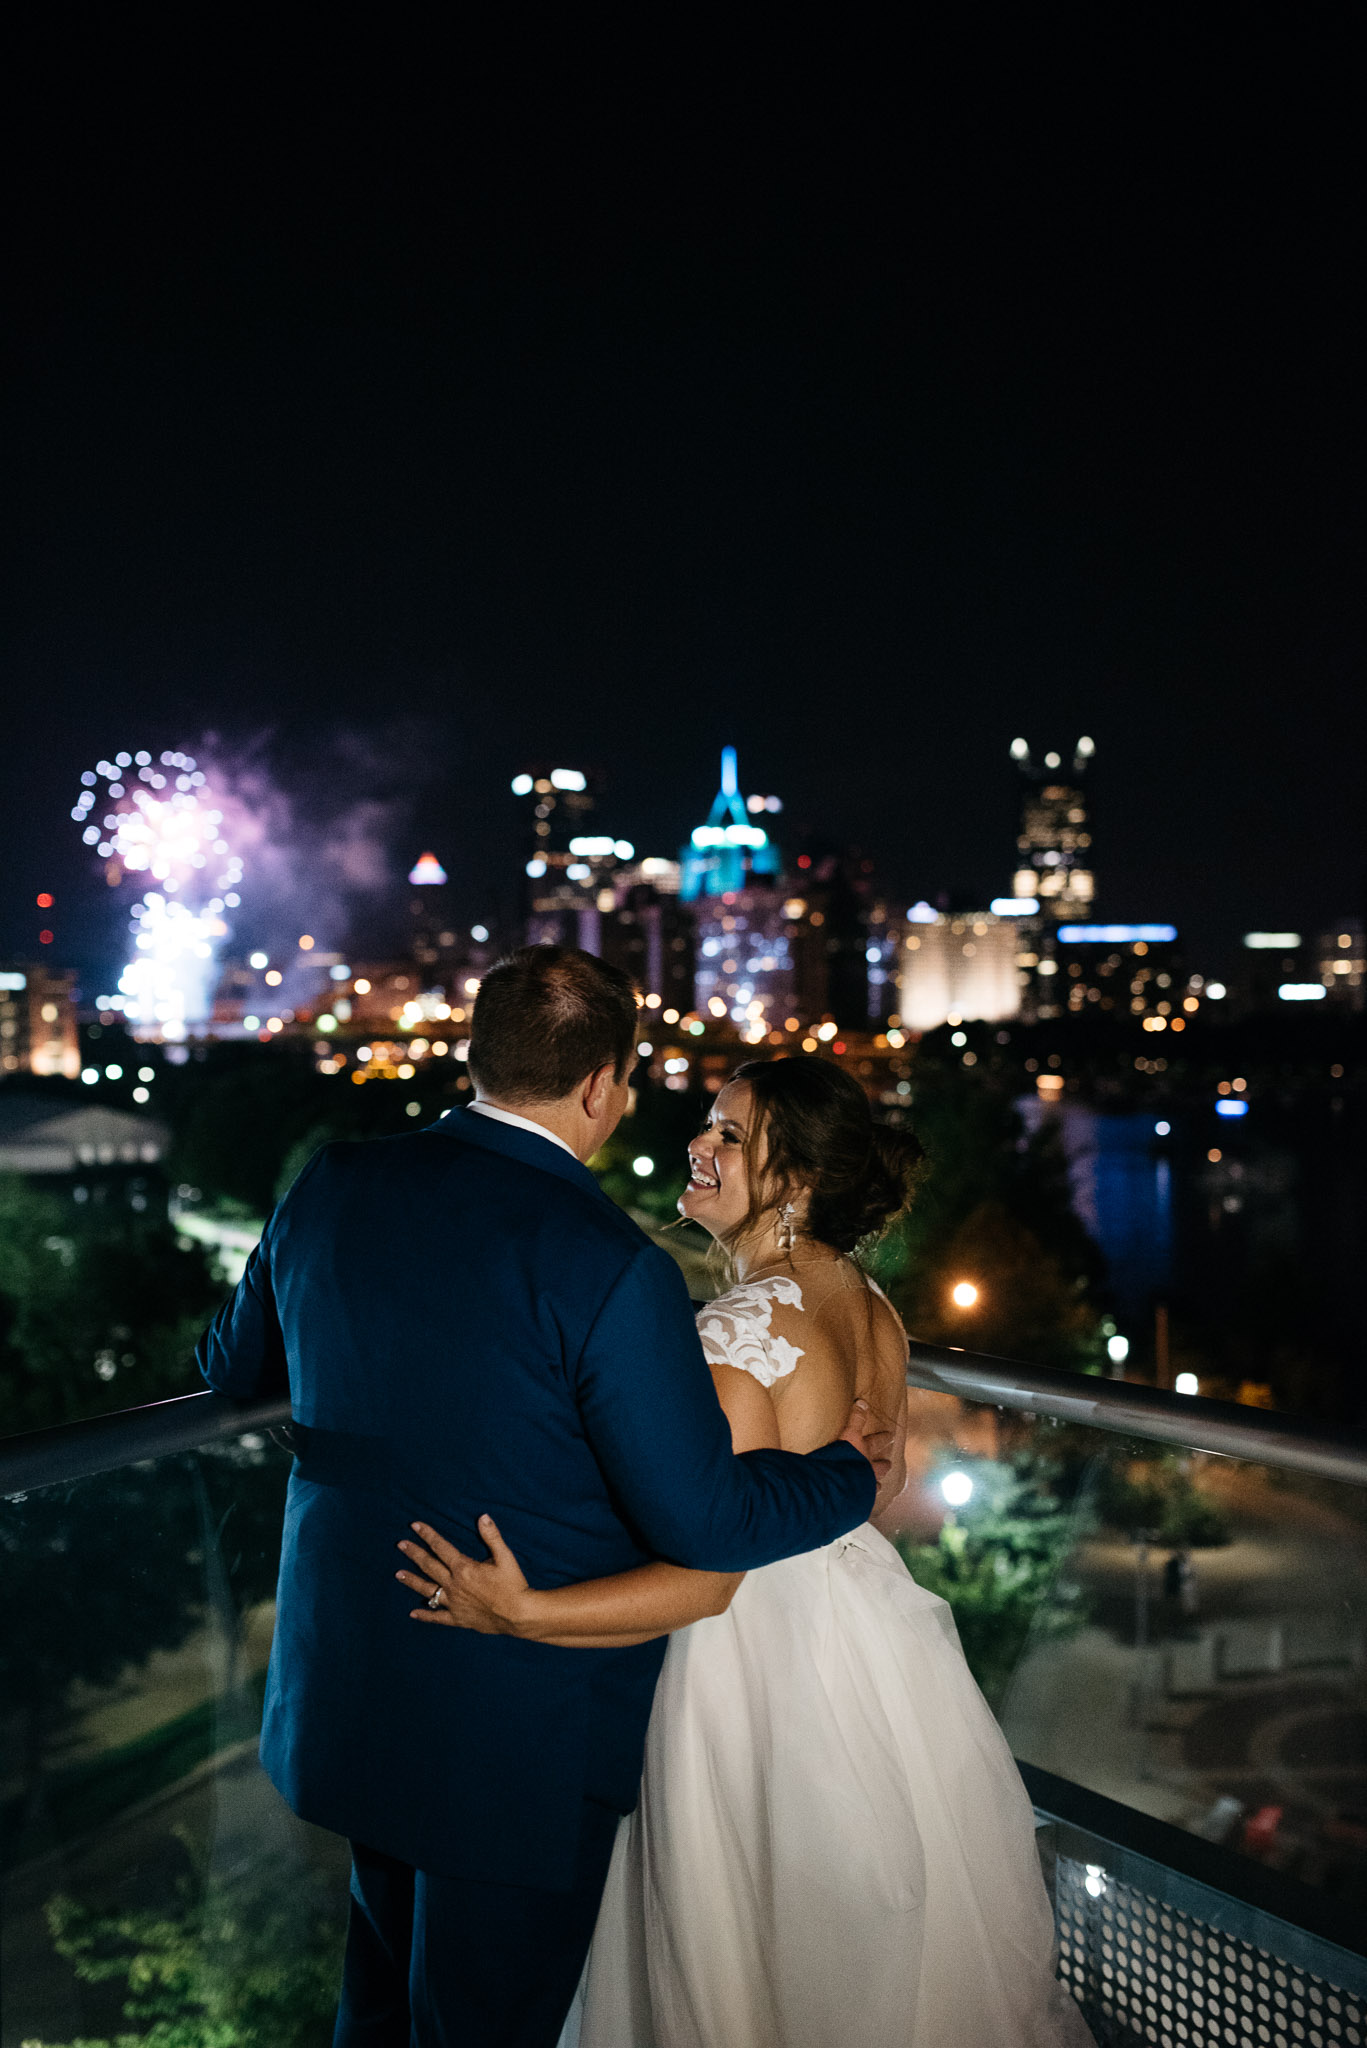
left=71, top=748, right=243, bottom=1039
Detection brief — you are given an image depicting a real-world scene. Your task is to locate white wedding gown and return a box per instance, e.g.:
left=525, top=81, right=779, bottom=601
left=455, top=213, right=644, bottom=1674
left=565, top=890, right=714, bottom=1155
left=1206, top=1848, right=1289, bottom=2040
left=560, top=1277, right=1094, bottom=2048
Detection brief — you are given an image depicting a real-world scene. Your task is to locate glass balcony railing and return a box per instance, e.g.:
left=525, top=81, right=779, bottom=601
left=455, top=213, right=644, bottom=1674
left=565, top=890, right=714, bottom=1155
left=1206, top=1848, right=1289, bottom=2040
left=1, top=1362, right=1365, bottom=2048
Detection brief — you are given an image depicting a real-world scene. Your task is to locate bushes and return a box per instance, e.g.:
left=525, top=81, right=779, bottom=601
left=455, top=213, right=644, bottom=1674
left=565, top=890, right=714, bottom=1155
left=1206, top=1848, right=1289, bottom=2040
left=894, top=1452, right=1091, bottom=1709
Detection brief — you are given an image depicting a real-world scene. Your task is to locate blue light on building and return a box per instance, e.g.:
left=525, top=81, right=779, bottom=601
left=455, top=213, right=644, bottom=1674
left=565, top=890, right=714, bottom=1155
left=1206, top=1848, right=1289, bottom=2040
left=1215, top=1100, right=1249, bottom=1118
left=680, top=747, right=782, bottom=901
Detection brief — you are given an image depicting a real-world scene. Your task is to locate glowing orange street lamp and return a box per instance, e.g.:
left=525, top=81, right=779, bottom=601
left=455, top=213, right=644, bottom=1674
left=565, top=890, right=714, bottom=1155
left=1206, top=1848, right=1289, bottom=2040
left=950, top=1281, right=979, bottom=1309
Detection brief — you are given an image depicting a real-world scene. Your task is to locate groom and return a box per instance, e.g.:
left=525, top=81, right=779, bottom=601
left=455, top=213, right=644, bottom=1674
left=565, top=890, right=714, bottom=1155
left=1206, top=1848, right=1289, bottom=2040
left=198, top=944, right=879, bottom=2047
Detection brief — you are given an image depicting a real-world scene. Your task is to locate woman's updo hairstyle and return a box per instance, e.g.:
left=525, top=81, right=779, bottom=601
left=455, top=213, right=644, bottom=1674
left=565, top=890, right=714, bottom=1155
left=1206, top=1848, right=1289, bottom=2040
left=730, top=1056, right=923, bottom=1256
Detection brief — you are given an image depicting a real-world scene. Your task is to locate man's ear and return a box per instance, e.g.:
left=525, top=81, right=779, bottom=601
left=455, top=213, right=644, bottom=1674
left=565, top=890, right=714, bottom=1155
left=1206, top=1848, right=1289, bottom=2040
left=583, top=1061, right=619, bottom=1119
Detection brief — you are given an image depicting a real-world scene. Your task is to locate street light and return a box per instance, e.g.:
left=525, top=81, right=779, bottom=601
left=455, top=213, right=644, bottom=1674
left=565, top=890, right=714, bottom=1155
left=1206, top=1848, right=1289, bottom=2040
left=950, top=1281, right=979, bottom=1309
left=1107, top=1334, right=1130, bottom=1366
left=1175, top=1372, right=1199, bottom=1396
left=940, top=1471, right=974, bottom=1508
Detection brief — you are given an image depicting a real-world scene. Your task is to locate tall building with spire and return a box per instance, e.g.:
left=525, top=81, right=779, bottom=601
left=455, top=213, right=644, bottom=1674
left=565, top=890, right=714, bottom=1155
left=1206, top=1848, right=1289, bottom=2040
left=681, top=748, right=796, bottom=1035
left=680, top=747, right=781, bottom=901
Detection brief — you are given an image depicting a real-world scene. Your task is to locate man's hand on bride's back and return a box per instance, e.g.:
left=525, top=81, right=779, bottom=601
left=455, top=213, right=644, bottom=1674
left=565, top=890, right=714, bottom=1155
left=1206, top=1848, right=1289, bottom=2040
left=396, top=1516, right=532, bottom=1635
left=840, top=1398, right=895, bottom=1484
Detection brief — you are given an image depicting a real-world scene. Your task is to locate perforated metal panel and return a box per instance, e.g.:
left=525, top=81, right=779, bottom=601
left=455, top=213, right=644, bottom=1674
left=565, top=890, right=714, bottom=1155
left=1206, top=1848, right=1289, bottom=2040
left=1054, top=1854, right=1366, bottom=2048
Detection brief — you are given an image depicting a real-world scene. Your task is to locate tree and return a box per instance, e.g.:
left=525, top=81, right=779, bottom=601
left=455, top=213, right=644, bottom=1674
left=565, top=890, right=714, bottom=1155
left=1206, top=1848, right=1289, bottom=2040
left=894, top=1452, right=1091, bottom=1710
left=867, top=1064, right=1108, bottom=1373
left=1091, top=1449, right=1231, bottom=1548
left=0, top=1177, right=224, bottom=1433
left=33, top=1833, right=343, bottom=2048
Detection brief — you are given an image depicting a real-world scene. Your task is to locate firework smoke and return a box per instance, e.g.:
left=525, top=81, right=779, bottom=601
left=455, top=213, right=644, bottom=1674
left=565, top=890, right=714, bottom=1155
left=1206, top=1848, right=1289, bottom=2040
left=73, top=731, right=427, bottom=1038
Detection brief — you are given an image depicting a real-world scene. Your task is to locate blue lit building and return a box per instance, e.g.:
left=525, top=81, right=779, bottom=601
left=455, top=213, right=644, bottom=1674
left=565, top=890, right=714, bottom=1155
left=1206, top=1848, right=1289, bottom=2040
left=681, top=749, right=796, bottom=1036
left=680, top=747, right=781, bottom=902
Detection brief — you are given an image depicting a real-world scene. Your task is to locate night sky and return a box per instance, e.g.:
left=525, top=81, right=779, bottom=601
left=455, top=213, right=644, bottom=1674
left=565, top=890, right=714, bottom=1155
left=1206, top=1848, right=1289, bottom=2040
left=5, top=23, right=1363, bottom=980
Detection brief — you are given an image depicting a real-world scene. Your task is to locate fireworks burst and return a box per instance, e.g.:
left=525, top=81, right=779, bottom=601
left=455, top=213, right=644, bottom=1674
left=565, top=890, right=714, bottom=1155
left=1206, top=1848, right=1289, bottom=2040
left=72, top=748, right=243, bottom=1039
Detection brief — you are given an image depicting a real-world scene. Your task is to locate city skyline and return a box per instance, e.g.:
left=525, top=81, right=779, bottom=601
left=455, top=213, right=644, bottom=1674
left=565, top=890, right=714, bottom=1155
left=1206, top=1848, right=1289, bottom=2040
left=3, top=32, right=1363, bottom=981
left=4, top=733, right=1360, bottom=1083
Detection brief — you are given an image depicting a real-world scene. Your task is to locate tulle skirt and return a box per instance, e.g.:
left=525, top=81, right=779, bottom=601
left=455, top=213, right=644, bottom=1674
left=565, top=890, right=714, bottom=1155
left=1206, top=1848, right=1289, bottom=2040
left=562, top=1524, right=1094, bottom=2048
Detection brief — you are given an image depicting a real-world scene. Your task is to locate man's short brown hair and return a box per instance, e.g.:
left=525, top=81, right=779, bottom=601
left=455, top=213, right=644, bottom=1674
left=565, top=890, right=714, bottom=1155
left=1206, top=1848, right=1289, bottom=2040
left=466, top=946, right=639, bottom=1104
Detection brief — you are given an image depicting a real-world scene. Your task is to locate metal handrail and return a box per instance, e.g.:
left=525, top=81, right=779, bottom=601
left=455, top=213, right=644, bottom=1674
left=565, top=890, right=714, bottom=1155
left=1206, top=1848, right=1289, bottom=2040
left=904, top=1340, right=1367, bottom=1487
left=1, top=1346, right=1363, bottom=1498
left=0, top=1390, right=292, bottom=1497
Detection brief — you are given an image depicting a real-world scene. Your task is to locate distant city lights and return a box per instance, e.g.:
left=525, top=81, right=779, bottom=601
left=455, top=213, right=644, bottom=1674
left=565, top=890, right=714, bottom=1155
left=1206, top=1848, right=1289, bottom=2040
left=510, top=774, right=534, bottom=795
left=906, top=901, right=937, bottom=923
left=1215, top=1100, right=1249, bottom=1118
left=1175, top=1372, right=1200, bottom=1396
left=249, top=952, right=269, bottom=970
left=990, top=897, right=1039, bottom=915
left=1205, top=982, right=1227, bottom=1000
left=1244, top=932, right=1301, bottom=950
left=1056, top=924, right=1177, bottom=944
left=550, top=768, right=587, bottom=791
left=1154, top=1121, right=1171, bottom=1136
left=1278, top=984, right=1326, bottom=1002
left=1107, top=1334, right=1130, bottom=1365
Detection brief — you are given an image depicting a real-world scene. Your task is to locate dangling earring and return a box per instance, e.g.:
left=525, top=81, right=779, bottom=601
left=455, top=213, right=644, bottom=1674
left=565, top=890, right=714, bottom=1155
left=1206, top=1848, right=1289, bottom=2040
left=777, top=1202, right=797, bottom=1255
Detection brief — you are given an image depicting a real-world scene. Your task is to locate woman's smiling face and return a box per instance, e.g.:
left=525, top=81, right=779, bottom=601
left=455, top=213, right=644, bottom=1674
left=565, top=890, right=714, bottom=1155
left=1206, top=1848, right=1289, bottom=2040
left=677, top=1081, right=763, bottom=1240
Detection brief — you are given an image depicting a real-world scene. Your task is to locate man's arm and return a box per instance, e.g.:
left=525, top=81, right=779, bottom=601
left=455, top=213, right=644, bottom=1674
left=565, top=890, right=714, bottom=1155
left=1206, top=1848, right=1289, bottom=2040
left=573, top=1244, right=875, bottom=1572
left=196, top=1233, right=288, bottom=1399
left=195, top=1150, right=328, bottom=1399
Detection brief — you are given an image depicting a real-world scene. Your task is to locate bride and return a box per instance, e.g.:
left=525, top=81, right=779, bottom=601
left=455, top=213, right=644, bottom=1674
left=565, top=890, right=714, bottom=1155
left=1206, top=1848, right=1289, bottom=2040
left=397, top=1056, right=1094, bottom=2047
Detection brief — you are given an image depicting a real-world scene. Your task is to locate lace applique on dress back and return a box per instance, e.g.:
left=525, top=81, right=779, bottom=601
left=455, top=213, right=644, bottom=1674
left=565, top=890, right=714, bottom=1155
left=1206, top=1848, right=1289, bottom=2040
left=695, top=1276, right=805, bottom=1389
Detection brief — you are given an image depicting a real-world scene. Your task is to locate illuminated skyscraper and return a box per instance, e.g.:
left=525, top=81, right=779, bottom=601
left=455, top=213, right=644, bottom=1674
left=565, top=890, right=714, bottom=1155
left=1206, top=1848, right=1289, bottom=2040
left=680, top=747, right=781, bottom=901
left=1009, top=736, right=1096, bottom=918
left=511, top=766, right=636, bottom=952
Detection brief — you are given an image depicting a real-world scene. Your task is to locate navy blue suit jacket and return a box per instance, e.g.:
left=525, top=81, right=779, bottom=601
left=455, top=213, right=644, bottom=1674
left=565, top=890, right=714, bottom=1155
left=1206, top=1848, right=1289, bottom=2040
left=197, top=1107, right=875, bottom=1889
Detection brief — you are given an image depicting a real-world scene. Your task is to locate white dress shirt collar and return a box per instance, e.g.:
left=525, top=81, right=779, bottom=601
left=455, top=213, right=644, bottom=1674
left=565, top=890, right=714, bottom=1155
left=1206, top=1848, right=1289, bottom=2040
left=467, top=1099, right=579, bottom=1162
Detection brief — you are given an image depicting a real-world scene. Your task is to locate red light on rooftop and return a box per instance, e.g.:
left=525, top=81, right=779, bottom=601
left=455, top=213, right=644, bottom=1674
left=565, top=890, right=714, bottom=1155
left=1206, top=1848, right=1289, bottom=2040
left=832, top=1040, right=846, bottom=1054
left=36, top=893, right=54, bottom=909
left=797, top=855, right=811, bottom=869
left=38, top=929, right=54, bottom=945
